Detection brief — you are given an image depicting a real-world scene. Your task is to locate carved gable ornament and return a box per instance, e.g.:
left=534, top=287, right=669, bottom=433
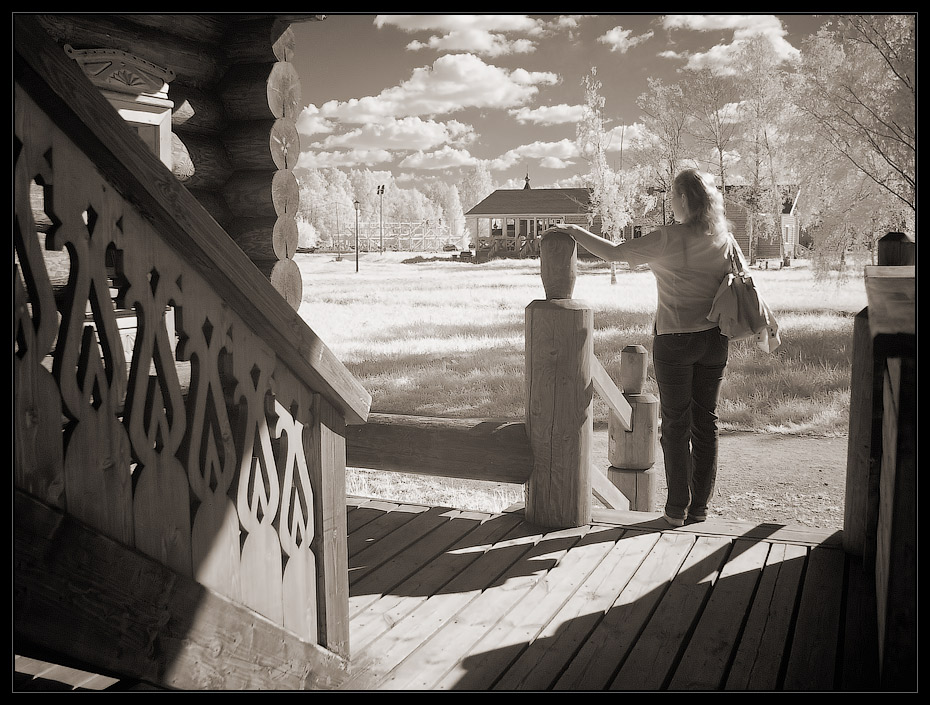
left=64, top=44, right=175, bottom=98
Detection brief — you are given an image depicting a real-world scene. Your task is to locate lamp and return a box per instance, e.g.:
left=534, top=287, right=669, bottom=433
left=377, top=185, right=385, bottom=254
left=354, top=199, right=360, bottom=272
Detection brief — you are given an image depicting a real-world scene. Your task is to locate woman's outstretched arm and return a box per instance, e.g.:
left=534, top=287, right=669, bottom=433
left=542, top=223, right=622, bottom=262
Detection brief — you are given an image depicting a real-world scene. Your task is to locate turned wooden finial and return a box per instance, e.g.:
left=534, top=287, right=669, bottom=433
left=540, top=232, right=577, bottom=299
left=619, top=345, right=648, bottom=394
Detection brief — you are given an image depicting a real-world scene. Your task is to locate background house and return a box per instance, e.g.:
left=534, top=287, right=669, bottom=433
left=464, top=181, right=602, bottom=262
left=725, top=185, right=801, bottom=264
left=465, top=182, right=756, bottom=265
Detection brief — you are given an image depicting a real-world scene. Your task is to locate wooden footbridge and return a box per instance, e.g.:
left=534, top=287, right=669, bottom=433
left=14, top=15, right=915, bottom=691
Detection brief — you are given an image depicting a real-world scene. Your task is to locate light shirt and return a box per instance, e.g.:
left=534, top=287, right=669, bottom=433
left=613, top=225, right=733, bottom=335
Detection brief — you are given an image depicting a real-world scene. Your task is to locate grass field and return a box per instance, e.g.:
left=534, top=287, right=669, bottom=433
left=295, top=250, right=868, bottom=517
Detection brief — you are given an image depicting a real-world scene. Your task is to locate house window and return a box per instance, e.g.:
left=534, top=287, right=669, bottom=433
left=491, top=218, right=503, bottom=238
left=633, top=226, right=642, bottom=238
left=506, top=218, right=516, bottom=238
left=65, top=45, right=175, bottom=169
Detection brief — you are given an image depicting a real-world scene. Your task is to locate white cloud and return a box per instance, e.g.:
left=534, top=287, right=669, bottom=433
left=598, top=25, right=654, bottom=53
left=318, top=117, right=475, bottom=152
left=399, top=145, right=477, bottom=170
left=295, top=104, right=336, bottom=138
left=509, top=103, right=584, bottom=126
left=316, top=54, right=557, bottom=124
left=296, top=148, right=393, bottom=169
left=538, top=155, right=575, bottom=169
left=407, top=29, right=537, bottom=57
left=374, top=14, right=551, bottom=57
left=605, top=123, right=649, bottom=151
left=660, top=14, right=800, bottom=72
left=488, top=138, right=578, bottom=171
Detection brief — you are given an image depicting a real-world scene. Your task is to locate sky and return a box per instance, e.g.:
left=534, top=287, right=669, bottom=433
left=291, top=14, right=832, bottom=191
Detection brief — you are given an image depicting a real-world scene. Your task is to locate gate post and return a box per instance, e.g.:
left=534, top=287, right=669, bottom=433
left=524, top=232, right=592, bottom=528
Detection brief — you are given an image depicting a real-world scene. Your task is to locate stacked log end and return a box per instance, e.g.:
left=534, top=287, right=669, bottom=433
left=217, top=17, right=303, bottom=307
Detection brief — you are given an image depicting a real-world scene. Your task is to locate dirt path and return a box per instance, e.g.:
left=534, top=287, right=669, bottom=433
left=593, top=430, right=848, bottom=530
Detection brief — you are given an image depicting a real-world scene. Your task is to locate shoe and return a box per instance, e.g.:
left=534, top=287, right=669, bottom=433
left=687, top=512, right=707, bottom=523
left=663, top=512, right=685, bottom=527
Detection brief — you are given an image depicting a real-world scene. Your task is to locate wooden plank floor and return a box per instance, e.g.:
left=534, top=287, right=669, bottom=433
left=341, top=496, right=881, bottom=691
left=14, top=496, right=882, bottom=691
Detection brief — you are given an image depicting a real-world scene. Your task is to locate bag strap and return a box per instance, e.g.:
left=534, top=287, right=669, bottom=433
left=727, top=234, right=749, bottom=275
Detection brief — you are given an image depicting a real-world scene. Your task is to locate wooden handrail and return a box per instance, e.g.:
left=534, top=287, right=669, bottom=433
left=13, top=14, right=370, bottom=426
left=346, top=413, right=533, bottom=484
left=591, top=356, right=632, bottom=431
left=14, top=14, right=361, bottom=676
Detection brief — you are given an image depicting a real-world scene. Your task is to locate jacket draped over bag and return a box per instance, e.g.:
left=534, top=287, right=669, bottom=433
left=708, top=237, right=781, bottom=353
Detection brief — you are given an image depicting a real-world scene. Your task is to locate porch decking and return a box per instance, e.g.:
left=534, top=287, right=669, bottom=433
left=341, top=496, right=879, bottom=691
left=12, top=494, right=882, bottom=692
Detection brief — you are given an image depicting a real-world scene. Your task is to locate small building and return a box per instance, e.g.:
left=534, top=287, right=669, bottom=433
left=465, top=181, right=757, bottom=265
left=464, top=178, right=603, bottom=262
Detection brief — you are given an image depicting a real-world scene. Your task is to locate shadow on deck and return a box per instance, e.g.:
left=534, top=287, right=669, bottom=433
left=341, top=496, right=880, bottom=691
left=11, top=495, right=885, bottom=692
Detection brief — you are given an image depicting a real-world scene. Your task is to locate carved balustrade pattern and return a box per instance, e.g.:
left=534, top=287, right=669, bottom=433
left=14, top=84, right=320, bottom=643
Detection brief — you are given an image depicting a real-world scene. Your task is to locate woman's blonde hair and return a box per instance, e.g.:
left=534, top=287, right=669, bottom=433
left=673, top=168, right=730, bottom=237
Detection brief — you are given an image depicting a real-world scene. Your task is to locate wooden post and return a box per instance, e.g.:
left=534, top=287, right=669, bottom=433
left=867, top=233, right=916, bottom=688
left=877, top=231, right=915, bottom=267
left=843, top=309, right=875, bottom=557
left=524, top=233, right=592, bottom=528
left=607, top=345, right=659, bottom=511
left=845, top=232, right=916, bottom=558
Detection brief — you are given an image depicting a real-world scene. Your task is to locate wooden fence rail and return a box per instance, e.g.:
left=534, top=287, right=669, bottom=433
left=346, top=231, right=658, bottom=526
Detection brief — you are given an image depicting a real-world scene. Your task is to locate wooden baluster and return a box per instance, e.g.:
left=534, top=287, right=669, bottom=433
left=233, top=342, right=284, bottom=624
left=120, top=214, right=192, bottom=576
left=48, top=136, right=133, bottom=546
left=13, top=107, right=65, bottom=504
left=176, top=282, right=241, bottom=601
left=525, top=232, right=592, bottom=528
left=274, top=397, right=319, bottom=643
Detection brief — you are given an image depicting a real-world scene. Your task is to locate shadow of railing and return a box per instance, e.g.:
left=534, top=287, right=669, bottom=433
left=342, top=507, right=875, bottom=690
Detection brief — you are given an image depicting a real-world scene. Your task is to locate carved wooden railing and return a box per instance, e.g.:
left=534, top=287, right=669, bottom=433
left=14, top=15, right=370, bottom=689
left=347, top=232, right=659, bottom=529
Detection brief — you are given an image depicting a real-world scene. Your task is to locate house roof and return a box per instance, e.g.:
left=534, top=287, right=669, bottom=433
left=465, top=188, right=592, bottom=217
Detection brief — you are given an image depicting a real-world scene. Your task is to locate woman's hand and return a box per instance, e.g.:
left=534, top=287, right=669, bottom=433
left=541, top=224, right=577, bottom=239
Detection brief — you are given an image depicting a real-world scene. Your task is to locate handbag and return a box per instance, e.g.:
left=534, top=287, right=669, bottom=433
left=708, top=237, right=781, bottom=353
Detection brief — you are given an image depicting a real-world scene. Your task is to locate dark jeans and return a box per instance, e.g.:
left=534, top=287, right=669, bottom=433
left=652, top=328, right=729, bottom=521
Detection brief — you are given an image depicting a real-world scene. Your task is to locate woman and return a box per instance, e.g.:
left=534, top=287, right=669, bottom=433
left=544, top=168, right=734, bottom=527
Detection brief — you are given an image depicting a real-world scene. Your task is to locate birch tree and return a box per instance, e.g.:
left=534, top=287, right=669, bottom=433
left=635, top=77, right=689, bottom=197
left=732, top=34, right=796, bottom=262
left=681, top=67, right=740, bottom=195
left=792, top=15, right=915, bottom=229
left=576, top=67, right=648, bottom=284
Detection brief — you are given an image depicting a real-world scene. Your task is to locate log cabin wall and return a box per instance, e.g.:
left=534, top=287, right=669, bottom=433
left=33, top=13, right=324, bottom=309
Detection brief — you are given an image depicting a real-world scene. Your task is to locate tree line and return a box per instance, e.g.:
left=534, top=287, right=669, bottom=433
left=582, top=15, right=914, bottom=268
left=295, top=16, right=914, bottom=263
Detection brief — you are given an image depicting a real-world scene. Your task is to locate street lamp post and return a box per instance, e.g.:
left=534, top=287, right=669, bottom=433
left=377, top=185, right=384, bottom=254
left=354, top=199, right=360, bottom=272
